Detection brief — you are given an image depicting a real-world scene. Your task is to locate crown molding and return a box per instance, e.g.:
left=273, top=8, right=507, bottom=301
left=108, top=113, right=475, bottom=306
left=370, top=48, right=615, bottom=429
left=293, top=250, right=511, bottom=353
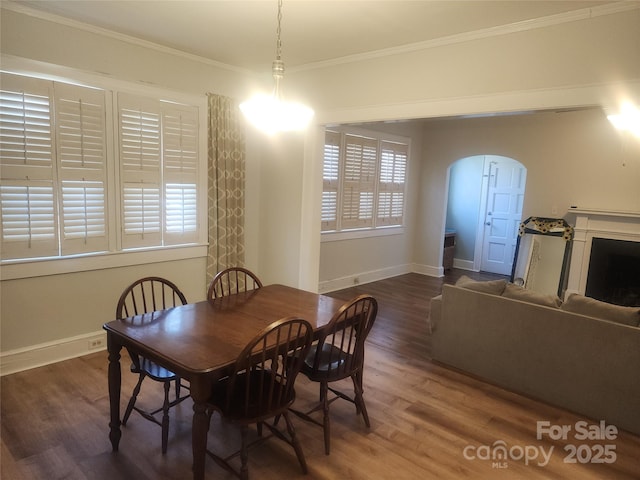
left=1, top=1, right=252, bottom=75
left=3, top=1, right=637, bottom=75
left=291, top=1, right=640, bottom=73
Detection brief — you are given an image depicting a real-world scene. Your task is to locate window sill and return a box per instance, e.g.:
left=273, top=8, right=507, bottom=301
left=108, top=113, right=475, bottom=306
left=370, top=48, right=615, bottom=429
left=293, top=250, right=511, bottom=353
left=0, top=244, right=208, bottom=281
left=321, top=226, right=404, bottom=242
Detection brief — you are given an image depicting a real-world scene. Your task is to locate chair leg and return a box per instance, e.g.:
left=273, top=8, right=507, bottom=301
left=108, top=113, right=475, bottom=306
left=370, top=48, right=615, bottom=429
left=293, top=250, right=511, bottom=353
left=240, top=425, right=249, bottom=480
left=351, top=372, right=370, bottom=428
left=122, top=373, right=145, bottom=426
left=175, top=377, right=181, bottom=400
left=161, top=381, right=171, bottom=455
left=321, top=381, right=331, bottom=455
left=282, top=411, right=308, bottom=474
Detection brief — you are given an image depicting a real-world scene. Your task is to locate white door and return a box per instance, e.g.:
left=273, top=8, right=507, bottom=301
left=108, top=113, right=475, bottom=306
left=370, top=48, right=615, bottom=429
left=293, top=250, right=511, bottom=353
left=480, top=158, right=527, bottom=275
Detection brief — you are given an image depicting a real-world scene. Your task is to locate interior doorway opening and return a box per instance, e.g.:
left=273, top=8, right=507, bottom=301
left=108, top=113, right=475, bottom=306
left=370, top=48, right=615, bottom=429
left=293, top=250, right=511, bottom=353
left=445, top=155, right=527, bottom=275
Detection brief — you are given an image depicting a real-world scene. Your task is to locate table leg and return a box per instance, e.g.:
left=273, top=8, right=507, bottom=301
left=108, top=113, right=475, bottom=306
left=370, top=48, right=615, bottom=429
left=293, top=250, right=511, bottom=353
left=191, top=378, right=210, bottom=480
left=107, top=333, right=122, bottom=451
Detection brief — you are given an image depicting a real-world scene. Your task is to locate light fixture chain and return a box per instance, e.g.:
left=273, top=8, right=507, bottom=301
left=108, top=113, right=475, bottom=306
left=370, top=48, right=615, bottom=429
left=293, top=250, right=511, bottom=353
left=240, top=0, right=313, bottom=133
left=276, top=0, right=283, bottom=60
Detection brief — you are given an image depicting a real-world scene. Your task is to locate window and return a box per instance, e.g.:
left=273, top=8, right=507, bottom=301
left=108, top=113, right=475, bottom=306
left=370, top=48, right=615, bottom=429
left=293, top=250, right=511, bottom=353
left=321, top=127, right=409, bottom=234
left=0, top=72, right=204, bottom=263
left=117, top=93, right=199, bottom=249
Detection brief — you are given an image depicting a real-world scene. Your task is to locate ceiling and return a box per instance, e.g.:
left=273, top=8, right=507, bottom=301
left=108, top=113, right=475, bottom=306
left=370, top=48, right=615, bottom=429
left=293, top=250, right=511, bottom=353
left=8, top=0, right=613, bottom=73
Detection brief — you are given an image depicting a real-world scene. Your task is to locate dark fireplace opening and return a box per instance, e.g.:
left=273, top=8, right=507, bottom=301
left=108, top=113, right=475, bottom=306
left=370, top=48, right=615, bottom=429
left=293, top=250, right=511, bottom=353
left=585, top=237, right=640, bottom=307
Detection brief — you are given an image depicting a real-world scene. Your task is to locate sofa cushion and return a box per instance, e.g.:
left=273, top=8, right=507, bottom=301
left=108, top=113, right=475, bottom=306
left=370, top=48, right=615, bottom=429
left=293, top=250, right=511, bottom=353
left=502, top=283, right=562, bottom=308
left=561, top=294, right=640, bottom=327
left=455, top=275, right=507, bottom=295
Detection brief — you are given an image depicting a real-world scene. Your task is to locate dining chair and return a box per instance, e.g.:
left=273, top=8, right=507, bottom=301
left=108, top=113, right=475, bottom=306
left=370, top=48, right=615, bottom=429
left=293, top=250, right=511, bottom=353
left=205, top=317, right=313, bottom=480
left=207, top=267, right=263, bottom=300
left=115, top=276, right=190, bottom=454
left=290, top=294, right=378, bottom=455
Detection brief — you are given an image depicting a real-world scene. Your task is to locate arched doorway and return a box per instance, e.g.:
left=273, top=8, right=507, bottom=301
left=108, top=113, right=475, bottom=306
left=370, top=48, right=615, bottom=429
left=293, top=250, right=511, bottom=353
left=446, top=155, right=527, bottom=275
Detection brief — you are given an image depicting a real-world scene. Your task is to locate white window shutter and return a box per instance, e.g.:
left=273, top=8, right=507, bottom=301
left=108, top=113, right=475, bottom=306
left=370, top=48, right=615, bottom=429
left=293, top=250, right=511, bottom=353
left=341, top=134, right=377, bottom=229
left=118, top=93, right=162, bottom=248
left=162, top=104, right=198, bottom=244
left=321, top=130, right=340, bottom=231
left=377, top=141, right=407, bottom=226
left=0, top=74, right=59, bottom=259
left=54, top=82, right=109, bottom=254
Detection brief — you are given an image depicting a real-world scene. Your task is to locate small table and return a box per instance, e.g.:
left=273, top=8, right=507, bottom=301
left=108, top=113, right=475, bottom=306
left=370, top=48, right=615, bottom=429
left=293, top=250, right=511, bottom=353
left=443, top=229, right=456, bottom=271
left=104, top=284, right=346, bottom=480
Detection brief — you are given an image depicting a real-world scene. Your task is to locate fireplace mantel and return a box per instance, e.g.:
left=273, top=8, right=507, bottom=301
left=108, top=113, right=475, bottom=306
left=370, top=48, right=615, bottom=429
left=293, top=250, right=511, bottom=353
left=568, top=207, right=640, bottom=220
left=565, top=208, right=640, bottom=298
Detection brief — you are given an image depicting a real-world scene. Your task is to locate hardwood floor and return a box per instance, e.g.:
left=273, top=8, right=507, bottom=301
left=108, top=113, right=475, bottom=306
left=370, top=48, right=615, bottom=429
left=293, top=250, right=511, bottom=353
left=2, top=270, right=639, bottom=479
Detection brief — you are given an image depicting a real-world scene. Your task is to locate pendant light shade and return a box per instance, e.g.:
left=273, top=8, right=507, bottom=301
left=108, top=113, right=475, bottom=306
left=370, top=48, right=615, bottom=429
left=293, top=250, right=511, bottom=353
left=240, top=0, right=314, bottom=134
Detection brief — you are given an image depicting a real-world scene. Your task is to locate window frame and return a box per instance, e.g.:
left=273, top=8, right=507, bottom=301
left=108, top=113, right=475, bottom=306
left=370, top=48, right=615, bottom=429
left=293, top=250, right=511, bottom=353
left=320, top=126, right=409, bottom=242
left=0, top=60, right=208, bottom=280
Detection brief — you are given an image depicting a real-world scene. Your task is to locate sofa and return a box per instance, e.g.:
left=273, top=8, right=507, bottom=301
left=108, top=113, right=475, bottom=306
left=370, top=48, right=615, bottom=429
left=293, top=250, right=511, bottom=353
left=429, top=276, right=640, bottom=436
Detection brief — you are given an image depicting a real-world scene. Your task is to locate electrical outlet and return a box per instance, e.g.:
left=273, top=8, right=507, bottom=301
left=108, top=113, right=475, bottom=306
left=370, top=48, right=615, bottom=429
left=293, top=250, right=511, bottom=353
left=88, top=338, right=105, bottom=350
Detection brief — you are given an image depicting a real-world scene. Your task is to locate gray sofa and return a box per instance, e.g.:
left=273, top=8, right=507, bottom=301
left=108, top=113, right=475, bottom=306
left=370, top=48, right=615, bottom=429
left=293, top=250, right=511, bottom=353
left=429, top=278, right=640, bottom=436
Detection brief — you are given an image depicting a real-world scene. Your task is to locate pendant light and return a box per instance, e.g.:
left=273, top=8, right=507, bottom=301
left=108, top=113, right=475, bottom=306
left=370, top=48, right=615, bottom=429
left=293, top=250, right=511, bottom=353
left=240, top=0, right=314, bottom=134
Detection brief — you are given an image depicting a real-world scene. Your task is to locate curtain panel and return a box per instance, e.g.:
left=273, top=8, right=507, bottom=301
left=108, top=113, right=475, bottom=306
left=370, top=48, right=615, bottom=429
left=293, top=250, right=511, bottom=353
left=206, top=94, right=246, bottom=287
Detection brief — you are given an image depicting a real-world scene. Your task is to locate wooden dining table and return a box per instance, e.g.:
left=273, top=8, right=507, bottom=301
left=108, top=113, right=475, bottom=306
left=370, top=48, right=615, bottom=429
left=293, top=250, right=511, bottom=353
left=103, top=284, right=347, bottom=480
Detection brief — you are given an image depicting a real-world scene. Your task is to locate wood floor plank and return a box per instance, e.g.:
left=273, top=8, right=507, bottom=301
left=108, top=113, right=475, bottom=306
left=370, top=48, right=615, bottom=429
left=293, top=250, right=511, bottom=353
left=2, top=271, right=638, bottom=479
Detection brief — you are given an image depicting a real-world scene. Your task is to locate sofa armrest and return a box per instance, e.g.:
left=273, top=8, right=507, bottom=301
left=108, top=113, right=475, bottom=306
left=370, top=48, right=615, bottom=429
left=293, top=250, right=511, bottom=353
left=428, top=294, right=442, bottom=334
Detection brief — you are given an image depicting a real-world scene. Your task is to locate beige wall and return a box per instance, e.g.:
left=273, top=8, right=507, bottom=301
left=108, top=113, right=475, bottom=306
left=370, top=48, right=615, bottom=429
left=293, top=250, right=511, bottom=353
left=311, top=7, right=639, bottom=287
left=0, top=258, right=206, bottom=351
left=0, top=8, right=248, bottom=98
left=415, top=108, right=640, bottom=271
left=0, top=8, right=255, bottom=358
left=1, top=4, right=639, bottom=368
left=293, top=7, right=640, bottom=122
left=318, top=122, right=424, bottom=289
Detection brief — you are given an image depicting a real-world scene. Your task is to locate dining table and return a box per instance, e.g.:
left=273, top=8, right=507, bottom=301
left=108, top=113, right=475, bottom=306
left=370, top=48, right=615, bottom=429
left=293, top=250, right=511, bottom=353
left=103, top=283, right=347, bottom=480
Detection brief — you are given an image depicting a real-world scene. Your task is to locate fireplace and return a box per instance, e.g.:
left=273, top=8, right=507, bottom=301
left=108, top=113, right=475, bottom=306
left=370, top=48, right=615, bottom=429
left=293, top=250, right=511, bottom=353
left=565, top=209, right=640, bottom=302
left=585, top=237, right=640, bottom=306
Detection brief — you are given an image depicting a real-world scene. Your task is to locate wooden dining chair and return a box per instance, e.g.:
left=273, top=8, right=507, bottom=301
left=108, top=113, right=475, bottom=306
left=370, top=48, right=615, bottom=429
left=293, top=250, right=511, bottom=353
left=205, top=317, right=313, bottom=480
left=115, top=276, right=190, bottom=454
left=207, top=267, right=263, bottom=300
left=290, top=294, right=378, bottom=455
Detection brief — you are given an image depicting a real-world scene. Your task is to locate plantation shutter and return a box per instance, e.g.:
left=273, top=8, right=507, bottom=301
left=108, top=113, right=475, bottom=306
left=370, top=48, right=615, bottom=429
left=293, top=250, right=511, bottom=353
left=162, top=103, right=199, bottom=244
left=377, top=140, right=407, bottom=226
left=54, top=82, right=108, bottom=254
left=321, top=130, right=340, bottom=231
left=340, top=134, right=377, bottom=229
left=118, top=93, right=162, bottom=248
left=0, top=73, right=58, bottom=259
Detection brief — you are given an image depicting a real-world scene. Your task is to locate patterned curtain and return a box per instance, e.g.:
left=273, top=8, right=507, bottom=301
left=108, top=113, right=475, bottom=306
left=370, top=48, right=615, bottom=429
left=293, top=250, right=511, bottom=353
left=206, top=93, right=246, bottom=288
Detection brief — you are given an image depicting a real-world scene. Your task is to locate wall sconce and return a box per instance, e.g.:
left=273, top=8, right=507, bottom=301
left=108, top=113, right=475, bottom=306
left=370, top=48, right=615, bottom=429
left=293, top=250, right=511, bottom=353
left=607, top=102, right=640, bottom=138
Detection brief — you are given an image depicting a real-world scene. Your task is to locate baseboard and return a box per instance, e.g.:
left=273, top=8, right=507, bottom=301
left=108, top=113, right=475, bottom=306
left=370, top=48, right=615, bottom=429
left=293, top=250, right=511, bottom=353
left=453, top=258, right=477, bottom=271
left=1, top=330, right=107, bottom=376
left=319, top=264, right=415, bottom=293
left=318, top=263, right=448, bottom=293
left=412, top=263, right=444, bottom=277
